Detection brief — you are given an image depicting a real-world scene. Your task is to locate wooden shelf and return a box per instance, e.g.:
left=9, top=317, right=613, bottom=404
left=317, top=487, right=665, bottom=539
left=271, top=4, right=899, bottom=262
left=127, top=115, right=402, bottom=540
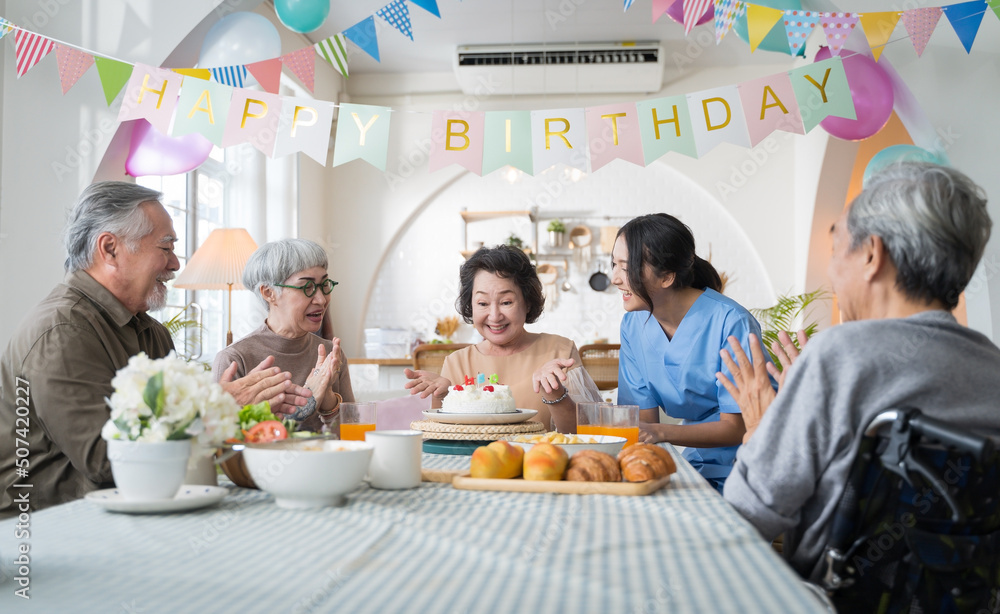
left=350, top=357, right=412, bottom=366
left=460, top=210, right=535, bottom=223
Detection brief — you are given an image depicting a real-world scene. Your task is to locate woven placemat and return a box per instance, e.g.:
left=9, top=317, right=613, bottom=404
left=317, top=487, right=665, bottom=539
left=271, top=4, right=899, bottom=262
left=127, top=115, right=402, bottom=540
left=410, top=419, right=545, bottom=441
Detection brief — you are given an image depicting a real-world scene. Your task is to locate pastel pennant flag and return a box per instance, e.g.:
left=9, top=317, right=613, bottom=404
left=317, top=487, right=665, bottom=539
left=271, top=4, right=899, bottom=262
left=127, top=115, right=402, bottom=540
left=273, top=97, right=336, bottom=165
left=482, top=111, right=533, bottom=175
left=783, top=10, right=821, bottom=56
left=172, top=68, right=210, bottom=81
left=117, top=63, right=183, bottom=134
left=222, top=90, right=282, bottom=157
left=859, top=11, right=902, bottom=61
left=585, top=103, right=645, bottom=171
left=377, top=0, right=413, bottom=41
left=246, top=59, right=282, bottom=94
left=746, top=4, right=784, bottom=52
left=94, top=57, right=134, bottom=105
left=788, top=56, right=855, bottom=132
left=344, top=17, right=380, bottom=62
left=942, top=0, right=987, bottom=54
left=315, top=34, right=350, bottom=78
left=624, top=0, right=637, bottom=11
left=738, top=72, right=804, bottom=147
left=989, top=0, right=1000, bottom=21
left=210, top=65, right=248, bottom=88
left=54, top=44, right=95, bottom=94
left=530, top=109, right=588, bottom=174
left=14, top=29, right=55, bottom=78
left=333, top=103, right=391, bottom=170
left=821, top=12, right=860, bottom=56
left=687, top=85, right=751, bottom=156
left=172, top=79, right=232, bottom=146
left=654, top=0, right=678, bottom=23
left=0, top=18, right=11, bottom=41
left=411, top=0, right=441, bottom=17
left=901, top=7, right=943, bottom=57
left=280, top=47, right=316, bottom=93
left=429, top=111, right=486, bottom=174
left=683, top=0, right=713, bottom=34
left=714, top=0, right=745, bottom=44
left=636, top=95, right=697, bottom=162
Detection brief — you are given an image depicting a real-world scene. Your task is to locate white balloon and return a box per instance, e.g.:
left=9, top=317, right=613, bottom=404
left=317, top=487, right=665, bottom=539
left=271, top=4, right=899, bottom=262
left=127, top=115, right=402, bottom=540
left=198, top=12, right=282, bottom=84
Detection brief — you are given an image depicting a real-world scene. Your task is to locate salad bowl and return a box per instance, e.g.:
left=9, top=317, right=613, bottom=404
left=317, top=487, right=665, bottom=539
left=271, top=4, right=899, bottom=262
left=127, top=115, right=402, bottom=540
left=243, top=439, right=374, bottom=509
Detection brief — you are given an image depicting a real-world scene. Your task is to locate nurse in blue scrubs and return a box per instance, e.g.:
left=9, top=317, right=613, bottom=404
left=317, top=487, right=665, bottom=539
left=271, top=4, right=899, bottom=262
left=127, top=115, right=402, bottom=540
left=611, top=214, right=774, bottom=492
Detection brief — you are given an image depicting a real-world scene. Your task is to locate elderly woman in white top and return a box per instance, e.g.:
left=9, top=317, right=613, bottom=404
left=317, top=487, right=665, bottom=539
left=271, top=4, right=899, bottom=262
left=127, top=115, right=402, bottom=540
left=212, top=238, right=353, bottom=432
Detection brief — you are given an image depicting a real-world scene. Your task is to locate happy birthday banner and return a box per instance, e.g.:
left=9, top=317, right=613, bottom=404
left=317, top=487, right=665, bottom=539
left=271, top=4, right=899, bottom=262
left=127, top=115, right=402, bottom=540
left=633, top=0, right=998, bottom=61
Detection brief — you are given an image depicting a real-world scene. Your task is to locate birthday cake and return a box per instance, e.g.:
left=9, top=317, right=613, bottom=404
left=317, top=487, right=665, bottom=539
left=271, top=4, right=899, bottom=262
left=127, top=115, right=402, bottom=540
left=440, top=377, right=518, bottom=414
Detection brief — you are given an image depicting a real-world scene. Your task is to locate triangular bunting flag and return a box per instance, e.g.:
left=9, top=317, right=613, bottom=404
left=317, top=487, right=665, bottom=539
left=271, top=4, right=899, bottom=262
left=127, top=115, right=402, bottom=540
left=344, top=17, right=381, bottom=62
left=315, top=34, right=349, bottom=78
left=93, top=57, right=134, bottom=105
left=0, top=18, right=12, bottom=42
left=280, top=47, right=316, bottom=93
left=14, top=29, right=55, bottom=78
left=747, top=4, right=784, bottom=52
left=54, top=44, right=95, bottom=94
left=209, top=65, right=248, bottom=88
left=624, top=0, right=637, bottom=11
left=714, top=0, right=745, bottom=44
left=172, top=68, right=211, bottom=81
left=901, top=7, right=943, bottom=57
left=377, top=0, right=413, bottom=41
left=821, top=12, right=860, bottom=56
left=988, top=0, right=1000, bottom=21
left=246, top=59, right=282, bottom=94
left=683, top=0, right=713, bottom=34
left=654, top=0, right=678, bottom=23
left=783, top=10, right=820, bottom=55
left=942, top=0, right=987, bottom=54
left=410, top=0, right=441, bottom=17
left=859, top=11, right=902, bottom=61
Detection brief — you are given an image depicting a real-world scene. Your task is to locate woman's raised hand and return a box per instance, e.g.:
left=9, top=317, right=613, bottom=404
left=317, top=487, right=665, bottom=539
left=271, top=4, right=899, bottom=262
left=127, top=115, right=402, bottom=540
left=532, top=358, right=575, bottom=394
left=304, top=344, right=339, bottom=406
left=404, top=368, right=452, bottom=400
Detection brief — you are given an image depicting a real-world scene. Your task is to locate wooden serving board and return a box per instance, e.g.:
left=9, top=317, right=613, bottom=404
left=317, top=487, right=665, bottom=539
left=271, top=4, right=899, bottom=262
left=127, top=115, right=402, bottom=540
left=420, top=469, right=671, bottom=496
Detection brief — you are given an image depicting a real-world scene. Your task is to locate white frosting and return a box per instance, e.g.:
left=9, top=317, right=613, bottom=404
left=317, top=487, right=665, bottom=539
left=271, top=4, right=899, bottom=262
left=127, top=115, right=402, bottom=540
left=440, top=384, right=517, bottom=414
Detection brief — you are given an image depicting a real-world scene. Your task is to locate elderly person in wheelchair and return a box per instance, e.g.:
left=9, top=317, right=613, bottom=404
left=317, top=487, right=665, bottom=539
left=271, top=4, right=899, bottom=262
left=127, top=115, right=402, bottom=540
left=717, top=162, right=1000, bottom=611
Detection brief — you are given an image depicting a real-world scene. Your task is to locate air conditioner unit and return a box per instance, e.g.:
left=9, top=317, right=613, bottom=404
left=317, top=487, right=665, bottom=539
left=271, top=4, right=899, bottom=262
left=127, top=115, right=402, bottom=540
left=454, top=41, right=664, bottom=96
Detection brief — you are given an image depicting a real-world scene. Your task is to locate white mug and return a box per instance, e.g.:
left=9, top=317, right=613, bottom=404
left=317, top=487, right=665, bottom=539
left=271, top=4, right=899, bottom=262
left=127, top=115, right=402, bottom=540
left=365, top=430, right=422, bottom=490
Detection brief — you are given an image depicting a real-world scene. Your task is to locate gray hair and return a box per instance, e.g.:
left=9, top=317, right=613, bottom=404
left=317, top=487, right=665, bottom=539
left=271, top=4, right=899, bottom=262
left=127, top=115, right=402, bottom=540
left=243, top=238, right=329, bottom=310
left=64, top=181, right=163, bottom=272
left=848, top=161, right=990, bottom=310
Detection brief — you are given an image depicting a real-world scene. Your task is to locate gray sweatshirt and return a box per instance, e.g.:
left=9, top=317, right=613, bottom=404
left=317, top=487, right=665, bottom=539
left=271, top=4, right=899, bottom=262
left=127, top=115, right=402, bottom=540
left=724, top=310, right=1000, bottom=580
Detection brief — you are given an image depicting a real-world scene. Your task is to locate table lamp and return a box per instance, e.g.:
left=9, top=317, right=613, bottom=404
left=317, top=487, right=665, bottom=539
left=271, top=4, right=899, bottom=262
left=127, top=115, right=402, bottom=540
left=173, top=228, right=258, bottom=346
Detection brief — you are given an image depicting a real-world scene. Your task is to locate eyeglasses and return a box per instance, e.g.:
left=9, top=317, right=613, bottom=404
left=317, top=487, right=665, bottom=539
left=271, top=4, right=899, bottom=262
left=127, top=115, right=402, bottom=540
left=274, top=279, right=338, bottom=297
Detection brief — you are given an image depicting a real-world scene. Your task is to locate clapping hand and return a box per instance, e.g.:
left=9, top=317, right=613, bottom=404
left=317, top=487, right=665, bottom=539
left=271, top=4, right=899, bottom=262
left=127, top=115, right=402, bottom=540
left=404, top=368, right=451, bottom=400
left=219, top=356, right=312, bottom=415
left=716, top=334, right=775, bottom=444
left=767, top=330, right=809, bottom=390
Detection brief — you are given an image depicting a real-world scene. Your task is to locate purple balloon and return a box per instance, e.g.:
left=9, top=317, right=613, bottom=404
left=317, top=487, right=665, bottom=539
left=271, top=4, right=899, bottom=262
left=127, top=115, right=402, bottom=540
left=125, top=119, right=214, bottom=177
left=665, top=2, right=713, bottom=27
left=815, top=47, right=894, bottom=141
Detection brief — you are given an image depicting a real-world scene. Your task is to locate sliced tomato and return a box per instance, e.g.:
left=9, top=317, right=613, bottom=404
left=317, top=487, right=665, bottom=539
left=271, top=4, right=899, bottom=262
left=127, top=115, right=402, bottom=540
left=245, top=420, right=288, bottom=443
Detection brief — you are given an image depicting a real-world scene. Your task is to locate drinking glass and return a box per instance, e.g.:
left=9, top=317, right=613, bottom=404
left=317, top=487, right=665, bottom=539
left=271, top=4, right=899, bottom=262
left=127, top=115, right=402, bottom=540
left=601, top=404, right=640, bottom=448
left=576, top=401, right=609, bottom=438
left=340, top=402, right=377, bottom=441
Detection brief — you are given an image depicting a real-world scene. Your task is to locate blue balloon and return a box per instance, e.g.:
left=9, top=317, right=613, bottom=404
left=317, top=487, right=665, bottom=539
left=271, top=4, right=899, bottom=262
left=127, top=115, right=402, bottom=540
left=733, top=0, right=805, bottom=56
left=863, top=145, right=947, bottom=186
left=274, top=0, right=330, bottom=34
left=199, top=12, right=281, bottom=69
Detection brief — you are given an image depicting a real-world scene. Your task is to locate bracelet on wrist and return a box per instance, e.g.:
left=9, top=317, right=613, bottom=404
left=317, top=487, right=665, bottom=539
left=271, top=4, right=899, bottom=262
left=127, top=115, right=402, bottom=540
left=540, top=388, right=569, bottom=405
left=318, top=392, right=343, bottom=417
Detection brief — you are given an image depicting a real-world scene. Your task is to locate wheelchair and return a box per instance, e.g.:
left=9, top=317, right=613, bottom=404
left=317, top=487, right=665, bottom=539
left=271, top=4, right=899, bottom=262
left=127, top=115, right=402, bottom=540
left=817, top=408, right=1000, bottom=613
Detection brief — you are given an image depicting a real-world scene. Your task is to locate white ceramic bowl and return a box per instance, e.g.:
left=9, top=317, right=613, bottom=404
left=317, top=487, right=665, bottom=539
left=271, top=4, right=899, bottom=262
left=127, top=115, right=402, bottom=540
left=509, top=435, right=626, bottom=458
left=243, top=439, right=373, bottom=509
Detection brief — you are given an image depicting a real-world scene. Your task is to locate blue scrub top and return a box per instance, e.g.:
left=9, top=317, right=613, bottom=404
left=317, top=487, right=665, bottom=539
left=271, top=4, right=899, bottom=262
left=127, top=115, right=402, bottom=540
left=618, top=289, right=773, bottom=490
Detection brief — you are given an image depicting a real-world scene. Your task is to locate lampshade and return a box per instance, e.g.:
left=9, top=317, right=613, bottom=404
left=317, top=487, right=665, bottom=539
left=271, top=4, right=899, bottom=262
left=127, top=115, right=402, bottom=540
left=174, top=228, right=258, bottom=290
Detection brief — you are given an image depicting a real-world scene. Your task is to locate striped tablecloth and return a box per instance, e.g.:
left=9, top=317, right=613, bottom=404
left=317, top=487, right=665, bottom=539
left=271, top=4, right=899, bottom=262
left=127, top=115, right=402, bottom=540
left=0, top=447, right=827, bottom=613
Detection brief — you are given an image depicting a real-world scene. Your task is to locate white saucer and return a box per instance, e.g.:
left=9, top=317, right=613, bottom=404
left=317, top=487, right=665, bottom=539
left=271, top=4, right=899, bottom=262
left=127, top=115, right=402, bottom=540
left=421, top=408, right=538, bottom=425
left=86, top=485, right=228, bottom=514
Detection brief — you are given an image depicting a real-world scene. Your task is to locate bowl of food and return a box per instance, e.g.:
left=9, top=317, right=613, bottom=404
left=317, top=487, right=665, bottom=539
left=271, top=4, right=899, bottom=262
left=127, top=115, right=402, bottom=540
left=509, top=432, right=626, bottom=458
left=242, top=439, right=373, bottom=509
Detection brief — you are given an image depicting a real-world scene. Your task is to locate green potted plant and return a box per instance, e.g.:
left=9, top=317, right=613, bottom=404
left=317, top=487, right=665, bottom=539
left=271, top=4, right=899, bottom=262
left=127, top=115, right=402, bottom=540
left=750, top=288, right=830, bottom=369
left=547, top=219, right=566, bottom=248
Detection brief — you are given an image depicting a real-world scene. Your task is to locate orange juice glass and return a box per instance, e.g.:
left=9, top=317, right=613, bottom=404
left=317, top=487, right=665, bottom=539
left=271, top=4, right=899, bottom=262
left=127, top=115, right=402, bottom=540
left=576, top=402, right=608, bottom=438
left=602, top=404, right=640, bottom=449
left=340, top=402, right=377, bottom=441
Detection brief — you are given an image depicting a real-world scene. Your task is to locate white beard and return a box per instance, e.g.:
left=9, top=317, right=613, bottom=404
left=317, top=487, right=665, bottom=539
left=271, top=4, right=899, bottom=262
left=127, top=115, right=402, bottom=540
left=145, top=281, right=169, bottom=312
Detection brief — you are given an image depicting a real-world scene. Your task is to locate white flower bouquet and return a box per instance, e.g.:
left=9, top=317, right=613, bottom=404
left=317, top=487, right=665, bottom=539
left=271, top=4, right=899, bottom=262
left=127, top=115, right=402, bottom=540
left=102, top=352, right=240, bottom=446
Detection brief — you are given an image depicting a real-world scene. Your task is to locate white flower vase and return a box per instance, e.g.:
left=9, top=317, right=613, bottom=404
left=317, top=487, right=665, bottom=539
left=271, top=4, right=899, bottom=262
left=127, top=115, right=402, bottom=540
left=185, top=445, right=219, bottom=486
left=106, top=439, right=191, bottom=501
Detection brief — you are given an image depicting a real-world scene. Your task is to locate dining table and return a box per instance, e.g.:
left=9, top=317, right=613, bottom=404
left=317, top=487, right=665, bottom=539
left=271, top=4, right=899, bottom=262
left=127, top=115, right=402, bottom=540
left=0, top=444, right=829, bottom=613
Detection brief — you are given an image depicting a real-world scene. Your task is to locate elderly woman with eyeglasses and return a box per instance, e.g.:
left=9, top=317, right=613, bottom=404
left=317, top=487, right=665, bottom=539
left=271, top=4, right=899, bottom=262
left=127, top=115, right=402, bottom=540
left=212, top=238, right=354, bottom=433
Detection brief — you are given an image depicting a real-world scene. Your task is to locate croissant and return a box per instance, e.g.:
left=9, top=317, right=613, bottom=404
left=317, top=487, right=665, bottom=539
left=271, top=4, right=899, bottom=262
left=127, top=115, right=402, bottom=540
left=618, top=444, right=677, bottom=482
left=566, top=450, right=621, bottom=482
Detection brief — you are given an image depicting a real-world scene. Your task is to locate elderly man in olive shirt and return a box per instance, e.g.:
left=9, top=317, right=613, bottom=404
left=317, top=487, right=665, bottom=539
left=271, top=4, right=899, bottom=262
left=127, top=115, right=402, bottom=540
left=0, top=182, right=310, bottom=518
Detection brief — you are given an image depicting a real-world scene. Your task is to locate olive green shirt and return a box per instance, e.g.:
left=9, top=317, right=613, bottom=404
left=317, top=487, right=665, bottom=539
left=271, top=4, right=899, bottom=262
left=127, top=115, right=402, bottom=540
left=0, top=270, right=174, bottom=518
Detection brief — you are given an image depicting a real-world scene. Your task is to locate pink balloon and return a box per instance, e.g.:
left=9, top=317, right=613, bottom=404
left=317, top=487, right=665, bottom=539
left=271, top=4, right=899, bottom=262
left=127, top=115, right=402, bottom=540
left=125, top=119, right=214, bottom=177
left=665, top=2, right=713, bottom=27
left=815, top=47, right=894, bottom=141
